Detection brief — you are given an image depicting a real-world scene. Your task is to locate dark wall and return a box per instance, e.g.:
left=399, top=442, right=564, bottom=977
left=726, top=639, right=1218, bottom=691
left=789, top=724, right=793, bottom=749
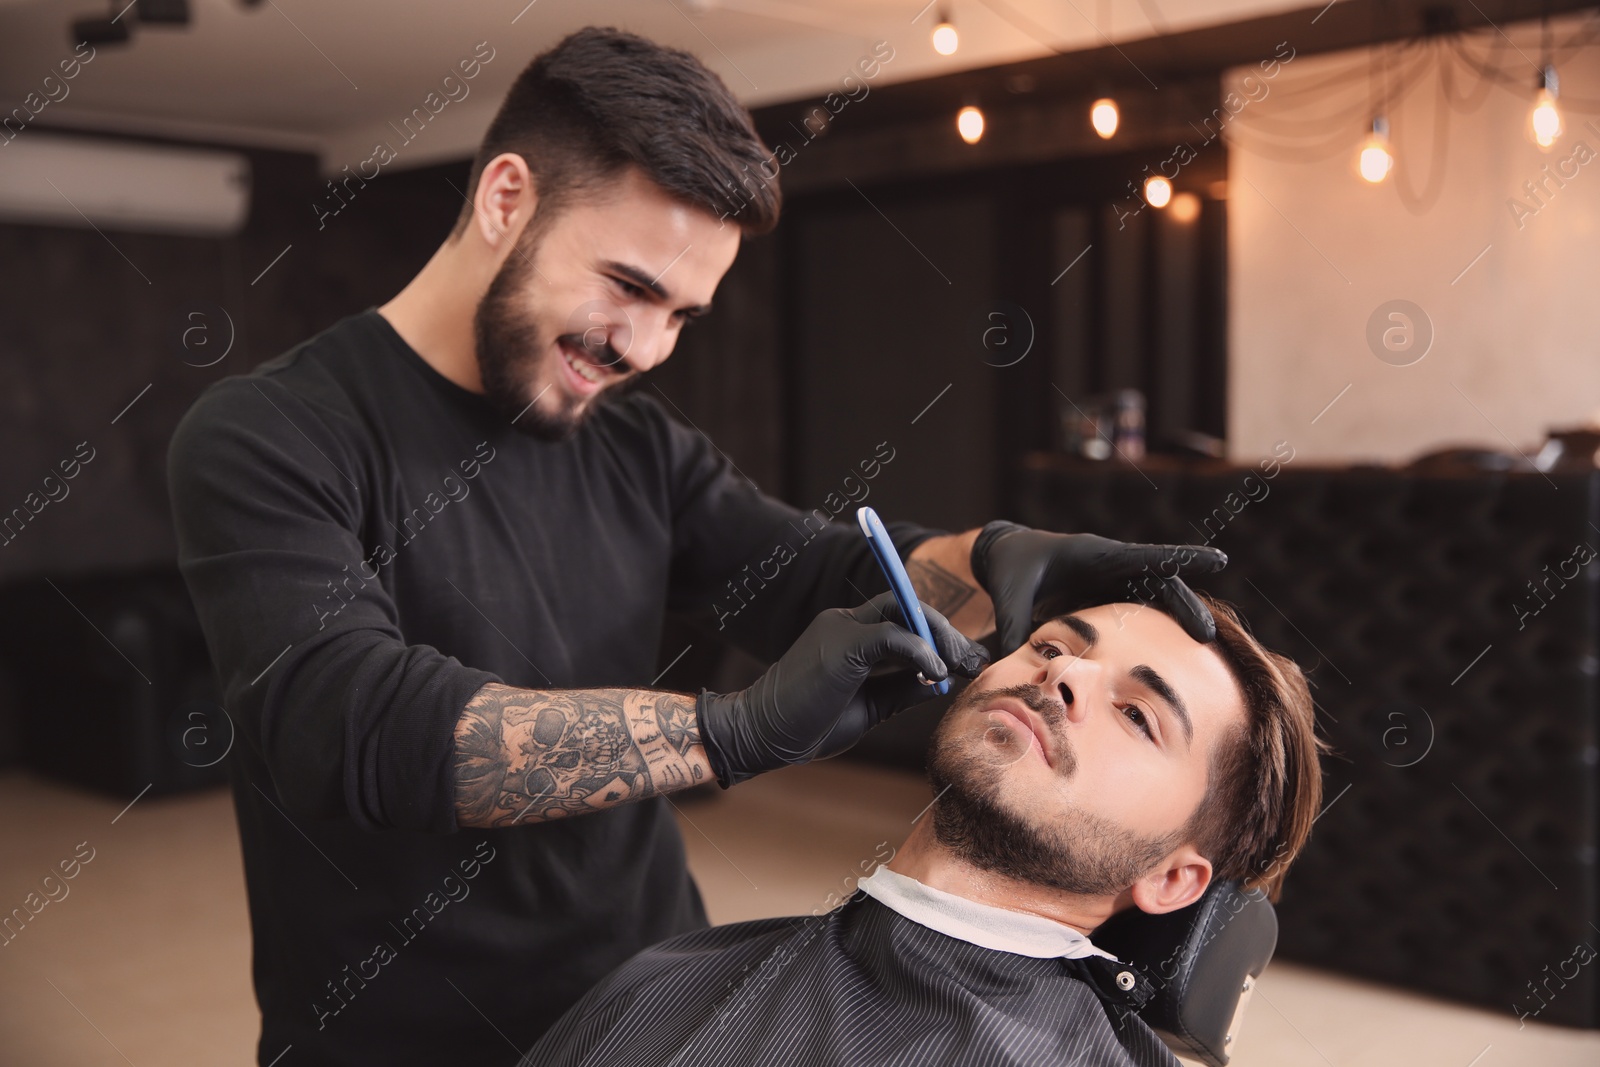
left=645, top=229, right=786, bottom=493
left=788, top=192, right=998, bottom=534
left=0, top=144, right=468, bottom=583
left=0, top=143, right=488, bottom=767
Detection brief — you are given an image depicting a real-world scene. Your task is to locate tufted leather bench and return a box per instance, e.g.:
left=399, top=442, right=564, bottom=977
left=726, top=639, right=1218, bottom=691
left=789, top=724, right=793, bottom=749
left=1013, top=454, right=1599, bottom=1029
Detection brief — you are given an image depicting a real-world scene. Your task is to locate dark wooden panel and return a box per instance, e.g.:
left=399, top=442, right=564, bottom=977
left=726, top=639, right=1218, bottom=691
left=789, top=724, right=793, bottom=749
left=0, top=148, right=471, bottom=584
left=789, top=192, right=997, bottom=534
left=645, top=231, right=785, bottom=492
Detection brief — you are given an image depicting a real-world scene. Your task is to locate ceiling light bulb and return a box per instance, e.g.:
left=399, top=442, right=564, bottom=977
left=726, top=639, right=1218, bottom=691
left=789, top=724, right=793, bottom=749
left=1531, top=91, right=1561, bottom=146
left=957, top=106, right=985, bottom=144
left=1358, top=116, right=1393, bottom=183
left=932, top=20, right=958, bottom=55
left=1090, top=97, right=1119, bottom=139
left=1531, top=66, right=1562, bottom=149
left=1144, top=175, right=1172, bottom=208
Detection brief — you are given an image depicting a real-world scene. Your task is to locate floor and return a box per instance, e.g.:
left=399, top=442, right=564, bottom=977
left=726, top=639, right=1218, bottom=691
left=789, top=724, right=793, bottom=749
left=1, top=762, right=1595, bottom=1066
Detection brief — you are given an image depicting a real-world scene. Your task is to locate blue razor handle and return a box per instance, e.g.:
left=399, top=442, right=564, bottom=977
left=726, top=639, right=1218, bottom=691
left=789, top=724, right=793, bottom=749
left=856, top=506, right=951, bottom=696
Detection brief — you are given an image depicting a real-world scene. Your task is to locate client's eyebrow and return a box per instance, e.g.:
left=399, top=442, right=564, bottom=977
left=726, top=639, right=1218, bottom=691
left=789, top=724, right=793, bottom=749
left=1052, top=614, right=1098, bottom=647
left=1131, top=664, right=1193, bottom=748
left=1046, top=615, right=1193, bottom=749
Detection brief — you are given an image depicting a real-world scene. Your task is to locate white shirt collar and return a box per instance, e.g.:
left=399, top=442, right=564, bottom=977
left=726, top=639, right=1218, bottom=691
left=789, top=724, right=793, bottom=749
left=856, top=865, right=1120, bottom=962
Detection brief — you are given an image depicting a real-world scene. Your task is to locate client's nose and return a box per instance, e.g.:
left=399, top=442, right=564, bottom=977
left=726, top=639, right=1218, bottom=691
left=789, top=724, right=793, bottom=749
left=1036, top=653, right=1096, bottom=723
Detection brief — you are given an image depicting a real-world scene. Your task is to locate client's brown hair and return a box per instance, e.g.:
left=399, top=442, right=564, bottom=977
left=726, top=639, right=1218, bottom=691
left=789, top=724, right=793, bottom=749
left=1178, top=594, right=1331, bottom=903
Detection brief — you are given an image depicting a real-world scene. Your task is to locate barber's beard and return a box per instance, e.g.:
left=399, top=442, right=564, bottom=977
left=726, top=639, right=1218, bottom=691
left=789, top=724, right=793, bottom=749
left=927, top=683, right=1187, bottom=897
left=473, top=237, right=613, bottom=442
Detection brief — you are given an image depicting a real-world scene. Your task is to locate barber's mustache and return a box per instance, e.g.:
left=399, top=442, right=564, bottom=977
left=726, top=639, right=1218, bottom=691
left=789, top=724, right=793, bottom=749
left=557, top=331, right=629, bottom=375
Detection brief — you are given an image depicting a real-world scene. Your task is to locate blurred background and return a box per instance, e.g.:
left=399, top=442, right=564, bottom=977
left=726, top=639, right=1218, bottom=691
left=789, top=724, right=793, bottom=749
left=1, top=1, right=1597, bottom=1064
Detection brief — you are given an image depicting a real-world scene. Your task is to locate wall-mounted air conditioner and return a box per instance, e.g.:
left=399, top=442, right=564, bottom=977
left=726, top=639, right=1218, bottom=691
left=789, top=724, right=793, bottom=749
left=0, top=132, right=251, bottom=236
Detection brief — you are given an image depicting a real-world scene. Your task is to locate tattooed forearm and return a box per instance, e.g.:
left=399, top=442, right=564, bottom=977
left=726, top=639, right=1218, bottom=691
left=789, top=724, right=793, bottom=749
left=905, top=558, right=977, bottom=616
left=654, top=693, right=699, bottom=758
left=907, top=530, right=996, bottom=639
left=452, top=684, right=711, bottom=829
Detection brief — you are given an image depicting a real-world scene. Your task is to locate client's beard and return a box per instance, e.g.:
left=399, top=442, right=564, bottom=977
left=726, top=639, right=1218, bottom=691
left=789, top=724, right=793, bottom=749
left=927, top=683, right=1189, bottom=897
left=472, top=235, right=632, bottom=441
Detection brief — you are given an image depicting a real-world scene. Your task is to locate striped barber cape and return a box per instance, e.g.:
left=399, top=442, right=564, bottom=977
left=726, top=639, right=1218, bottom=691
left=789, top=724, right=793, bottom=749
left=518, top=884, right=1180, bottom=1067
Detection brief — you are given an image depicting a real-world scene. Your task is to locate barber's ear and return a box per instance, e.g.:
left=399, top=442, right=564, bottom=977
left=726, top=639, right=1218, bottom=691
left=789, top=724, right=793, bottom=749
left=1128, top=848, right=1212, bottom=915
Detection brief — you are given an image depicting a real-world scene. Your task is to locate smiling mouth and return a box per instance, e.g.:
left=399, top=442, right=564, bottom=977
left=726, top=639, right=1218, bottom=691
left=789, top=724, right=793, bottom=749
left=559, top=341, right=612, bottom=386
left=556, top=336, right=634, bottom=398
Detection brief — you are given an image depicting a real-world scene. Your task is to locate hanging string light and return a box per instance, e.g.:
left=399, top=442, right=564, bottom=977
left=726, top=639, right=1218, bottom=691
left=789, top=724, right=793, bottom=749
left=1357, top=36, right=1394, bottom=184
left=1529, top=15, right=1563, bottom=149
left=1531, top=64, right=1563, bottom=148
left=1143, top=174, right=1172, bottom=207
left=1090, top=97, right=1120, bottom=138
left=957, top=105, right=985, bottom=143
left=1088, top=3, right=1117, bottom=138
left=1208, top=14, right=1600, bottom=201
left=1358, top=115, right=1394, bottom=182
left=932, top=11, right=959, bottom=55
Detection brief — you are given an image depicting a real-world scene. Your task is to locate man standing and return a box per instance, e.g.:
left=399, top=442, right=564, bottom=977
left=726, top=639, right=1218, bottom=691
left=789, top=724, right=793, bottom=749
left=167, top=27, right=1223, bottom=1066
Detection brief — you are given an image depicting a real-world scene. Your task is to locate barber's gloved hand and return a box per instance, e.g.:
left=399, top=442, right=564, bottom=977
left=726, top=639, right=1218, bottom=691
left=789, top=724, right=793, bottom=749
left=696, top=591, right=990, bottom=788
left=970, top=521, right=1228, bottom=653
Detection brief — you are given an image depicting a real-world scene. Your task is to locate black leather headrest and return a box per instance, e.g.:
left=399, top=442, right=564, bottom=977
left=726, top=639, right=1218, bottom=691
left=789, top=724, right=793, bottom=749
left=1091, top=880, right=1277, bottom=1066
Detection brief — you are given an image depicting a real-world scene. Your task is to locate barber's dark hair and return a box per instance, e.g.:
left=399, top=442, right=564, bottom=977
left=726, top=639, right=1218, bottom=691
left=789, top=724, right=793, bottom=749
left=1178, top=594, right=1331, bottom=903
left=451, top=26, right=780, bottom=239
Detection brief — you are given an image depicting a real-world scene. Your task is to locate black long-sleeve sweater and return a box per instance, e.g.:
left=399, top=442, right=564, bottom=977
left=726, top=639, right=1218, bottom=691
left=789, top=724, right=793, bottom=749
left=166, top=309, right=941, bottom=1066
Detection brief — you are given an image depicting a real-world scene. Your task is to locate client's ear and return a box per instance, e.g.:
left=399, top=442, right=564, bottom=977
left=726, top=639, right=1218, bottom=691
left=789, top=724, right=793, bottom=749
left=1128, top=846, right=1212, bottom=915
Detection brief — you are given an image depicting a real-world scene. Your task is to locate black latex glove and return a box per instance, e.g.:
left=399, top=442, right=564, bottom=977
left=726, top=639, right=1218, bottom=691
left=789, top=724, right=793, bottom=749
left=696, top=591, right=991, bottom=788
left=970, top=521, right=1228, bottom=653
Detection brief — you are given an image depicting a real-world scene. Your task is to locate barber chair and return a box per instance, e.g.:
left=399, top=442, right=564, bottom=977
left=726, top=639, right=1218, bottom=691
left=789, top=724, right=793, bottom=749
left=1095, top=879, right=1277, bottom=1066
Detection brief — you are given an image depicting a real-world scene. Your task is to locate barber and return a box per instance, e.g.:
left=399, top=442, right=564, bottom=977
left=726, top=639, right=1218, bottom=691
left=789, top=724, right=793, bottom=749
left=167, top=27, right=1223, bottom=1067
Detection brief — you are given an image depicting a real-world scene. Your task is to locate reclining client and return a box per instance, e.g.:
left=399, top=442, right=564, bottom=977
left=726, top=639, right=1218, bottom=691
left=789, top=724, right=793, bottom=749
left=518, top=594, right=1329, bottom=1066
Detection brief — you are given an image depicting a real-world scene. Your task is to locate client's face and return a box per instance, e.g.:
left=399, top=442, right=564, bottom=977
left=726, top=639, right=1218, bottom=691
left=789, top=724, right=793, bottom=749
left=928, top=603, right=1245, bottom=898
